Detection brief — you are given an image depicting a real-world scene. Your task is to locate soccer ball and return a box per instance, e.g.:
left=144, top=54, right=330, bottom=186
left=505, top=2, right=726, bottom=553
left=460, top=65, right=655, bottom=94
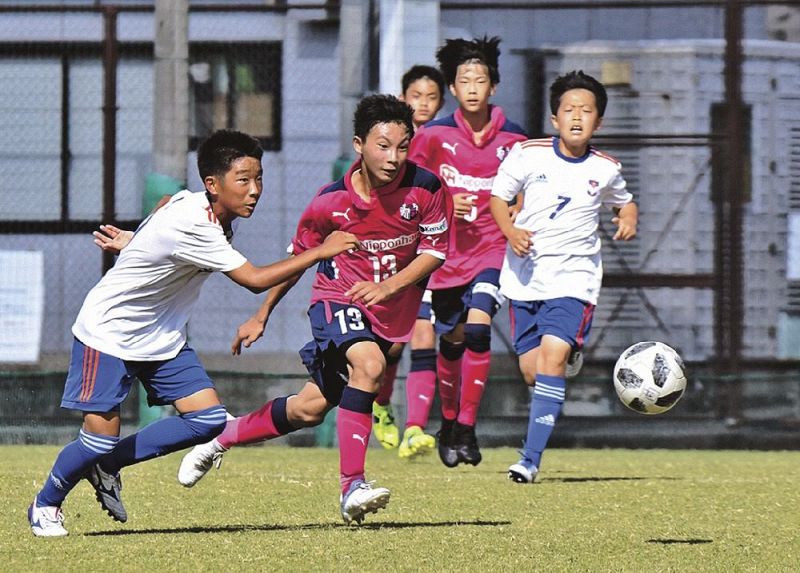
left=613, top=341, right=687, bottom=415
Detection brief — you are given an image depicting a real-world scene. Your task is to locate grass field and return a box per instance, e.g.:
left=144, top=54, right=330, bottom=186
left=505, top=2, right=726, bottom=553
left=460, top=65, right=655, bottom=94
left=2, top=445, right=798, bottom=572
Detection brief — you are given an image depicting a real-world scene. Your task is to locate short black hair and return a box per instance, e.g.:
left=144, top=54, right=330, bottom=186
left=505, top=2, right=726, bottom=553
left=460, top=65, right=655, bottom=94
left=401, top=65, right=446, bottom=100
left=353, top=94, right=414, bottom=142
left=196, top=130, right=263, bottom=180
left=549, top=70, right=608, bottom=117
left=436, top=36, right=501, bottom=86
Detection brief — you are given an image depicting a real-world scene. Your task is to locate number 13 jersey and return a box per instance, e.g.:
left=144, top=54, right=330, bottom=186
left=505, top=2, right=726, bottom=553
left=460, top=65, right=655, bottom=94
left=291, top=160, right=450, bottom=342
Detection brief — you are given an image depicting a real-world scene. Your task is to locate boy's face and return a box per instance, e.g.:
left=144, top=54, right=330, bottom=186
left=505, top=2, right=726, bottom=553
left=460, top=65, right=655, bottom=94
left=353, top=121, right=411, bottom=187
left=401, top=77, right=443, bottom=128
left=550, top=88, right=603, bottom=155
left=204, top=156, right=263, bottom=219
left=449, top=61, right=495, bottom=115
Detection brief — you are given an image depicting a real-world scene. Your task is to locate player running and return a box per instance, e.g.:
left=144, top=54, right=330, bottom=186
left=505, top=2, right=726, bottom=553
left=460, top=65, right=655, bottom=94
left=178, top=94, right=450, bottom=525
left=28, top=130, right=357, bottom=537
left=407, top=36, right=527, bottom=467
left=490, top=71, right=638, bottom=484
left=372, top=64, right=447, bottom=457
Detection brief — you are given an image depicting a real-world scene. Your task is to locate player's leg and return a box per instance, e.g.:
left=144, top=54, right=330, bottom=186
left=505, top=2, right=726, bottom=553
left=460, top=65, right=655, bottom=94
left=178, top=336, right=340, bottom=487
left=400, top=307, right=437, bottom=459
left=339, top=339, right=391, bottom=524
left=510, top=299, right=593, bottom=484
left=30, top=339, right=132, bottom=535
left=431, top=288, right=467, bottom=467
left=371, top=345, right=402, bottom=449
left=453, top=269, right=505, bottom=466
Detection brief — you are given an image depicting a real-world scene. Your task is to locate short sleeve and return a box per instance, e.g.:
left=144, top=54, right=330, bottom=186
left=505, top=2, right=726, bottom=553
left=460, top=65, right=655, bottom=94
left=601, top=164, right=633, bottom=208
left=417, top=185, right=450, bottom=260
left=491, top=142, right=528, bottom=201
left=291, top=195, right=330, bottom=255
left=173, top=220, right=247, bottom=272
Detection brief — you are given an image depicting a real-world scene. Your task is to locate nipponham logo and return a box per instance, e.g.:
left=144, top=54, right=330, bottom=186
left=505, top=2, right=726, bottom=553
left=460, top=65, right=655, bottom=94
left=360, top=233, right=417, bottom=253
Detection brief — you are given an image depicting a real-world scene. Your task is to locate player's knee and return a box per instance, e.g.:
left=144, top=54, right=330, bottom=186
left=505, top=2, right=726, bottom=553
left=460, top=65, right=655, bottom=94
left=352, top=356, right=385, bottom=385
left=181, top=405, right=228, bottom=441
left=463, top=323, right=491, bottom=353
left=287, top=393, right=327, bottom=427
left=439, top=336, right=465, bottom=361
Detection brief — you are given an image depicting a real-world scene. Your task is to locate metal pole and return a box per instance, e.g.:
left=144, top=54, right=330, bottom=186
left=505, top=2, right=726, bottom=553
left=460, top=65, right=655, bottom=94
left=720, top=0, right=745, bottom=419
left=153, top=0, right=189, bottom=182
left=102, top=6, right=118, bottom=274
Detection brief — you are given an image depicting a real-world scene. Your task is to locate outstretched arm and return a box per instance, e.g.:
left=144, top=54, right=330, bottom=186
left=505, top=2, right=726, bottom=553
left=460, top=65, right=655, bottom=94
left=231, top=273, right=302, bottom=355
left=93, top=225, right=134, bottom=255
left=346, top=253, right=443, bottom=307
left=225, top=230, right=359, bottom=294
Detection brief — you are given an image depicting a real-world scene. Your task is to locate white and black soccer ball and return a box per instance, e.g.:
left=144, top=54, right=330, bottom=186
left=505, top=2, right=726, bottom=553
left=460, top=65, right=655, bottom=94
left=613, top=341, right=687, bottom=415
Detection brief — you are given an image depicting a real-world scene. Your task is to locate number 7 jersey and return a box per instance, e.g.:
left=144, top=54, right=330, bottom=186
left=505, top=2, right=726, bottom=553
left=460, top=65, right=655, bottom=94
left=291, top=160, right=450, bottom=342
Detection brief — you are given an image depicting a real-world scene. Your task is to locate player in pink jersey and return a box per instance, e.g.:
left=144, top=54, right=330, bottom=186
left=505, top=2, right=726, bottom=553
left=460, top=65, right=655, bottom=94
left=406, top=36, right=527, bottom=467
left=371, top=65, right=447, bottom=457
left=178, top=95, right=450, bottom=525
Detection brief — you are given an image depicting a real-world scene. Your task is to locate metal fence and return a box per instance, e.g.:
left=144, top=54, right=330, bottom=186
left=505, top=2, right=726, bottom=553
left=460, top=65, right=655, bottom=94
left=1, top=1, right=799, bottom=440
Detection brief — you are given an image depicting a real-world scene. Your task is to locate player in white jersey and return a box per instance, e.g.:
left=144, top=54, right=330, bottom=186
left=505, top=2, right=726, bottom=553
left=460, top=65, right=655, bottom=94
left=28, top=130, right=357, bottom=537
left=490, top=71, right=638, bottom=484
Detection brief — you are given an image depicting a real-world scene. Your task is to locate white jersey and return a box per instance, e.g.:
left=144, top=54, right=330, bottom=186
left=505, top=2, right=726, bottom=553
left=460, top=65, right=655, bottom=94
left=72, top=190, right=247, bottom=361
left=491, top=137, right=632, bottom=304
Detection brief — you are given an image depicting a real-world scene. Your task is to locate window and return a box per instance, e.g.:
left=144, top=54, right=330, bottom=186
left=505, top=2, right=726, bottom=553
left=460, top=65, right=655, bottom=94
left=189, top=43, right=282, bottom=151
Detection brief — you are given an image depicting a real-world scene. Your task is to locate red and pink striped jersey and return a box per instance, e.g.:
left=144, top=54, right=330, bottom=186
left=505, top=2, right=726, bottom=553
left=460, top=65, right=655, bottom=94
left=291, top=160, right=450, bottom=342
left=408, top=105, right=527, bottom=289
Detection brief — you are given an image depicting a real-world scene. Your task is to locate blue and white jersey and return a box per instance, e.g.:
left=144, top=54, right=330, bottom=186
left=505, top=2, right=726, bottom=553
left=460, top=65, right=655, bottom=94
left=72, top=190, right=247, bottom=361
left=491, top=137, right=632, bottom=304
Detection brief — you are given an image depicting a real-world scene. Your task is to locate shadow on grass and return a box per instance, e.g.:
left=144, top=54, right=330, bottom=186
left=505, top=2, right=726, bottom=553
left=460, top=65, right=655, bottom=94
left=543, top=476, right=683, bottom=483
left=84, top=519, right=511, bottom=536
left=646, top=539, right=713, bottom=545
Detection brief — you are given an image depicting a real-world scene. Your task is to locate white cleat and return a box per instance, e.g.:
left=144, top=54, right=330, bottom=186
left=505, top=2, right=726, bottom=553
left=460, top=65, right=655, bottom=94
left=28, top=498, right=68, bottom=537
left=508, top=461, right=539, bottom=484
left=178, top=439, right=227, bottom=487
left=340, top=480, right=390, bottom=525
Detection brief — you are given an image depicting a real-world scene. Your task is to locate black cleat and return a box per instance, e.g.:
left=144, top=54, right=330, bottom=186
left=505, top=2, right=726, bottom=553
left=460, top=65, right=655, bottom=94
left=454, top=422, right=482, bottom=466
left=436, top=418, right=459, bottom=468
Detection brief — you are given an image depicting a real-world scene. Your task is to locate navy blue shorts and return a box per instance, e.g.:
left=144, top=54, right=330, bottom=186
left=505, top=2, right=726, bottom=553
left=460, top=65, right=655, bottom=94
left=431, top=268, right=505, bottom=336
left=299, top=301, right=391, bottom=405
left=509, top=297, right=595, bottom=356
left=61, top=338, right=215, bottom=412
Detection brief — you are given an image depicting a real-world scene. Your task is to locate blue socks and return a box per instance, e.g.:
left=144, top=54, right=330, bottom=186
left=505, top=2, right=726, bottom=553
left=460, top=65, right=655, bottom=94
left=100, top=405, right=228, bottom=474
left=523, top=374, right=566, bottom=468
left=37, top=429, right=119, bottom=507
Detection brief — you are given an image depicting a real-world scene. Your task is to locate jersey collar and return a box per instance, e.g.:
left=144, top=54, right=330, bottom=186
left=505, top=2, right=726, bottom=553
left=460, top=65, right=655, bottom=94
left=454, top=105, right=506, bottom=149
left=345, top=159, right=408, bottom=210
left=552, top=137, right=592, bottom=164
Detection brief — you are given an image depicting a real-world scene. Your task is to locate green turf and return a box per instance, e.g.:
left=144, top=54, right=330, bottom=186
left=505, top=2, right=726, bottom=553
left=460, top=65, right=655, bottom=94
left=2, top=445, right=798, bottom=572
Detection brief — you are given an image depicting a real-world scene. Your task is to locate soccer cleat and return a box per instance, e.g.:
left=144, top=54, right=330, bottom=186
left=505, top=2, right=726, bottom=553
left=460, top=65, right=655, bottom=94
left=508, top=460, right=539, bottom=484
left=565, top=348, right=584, bottom=379
left=371, top=402, right=400, bottom=449
left=86, top=464, right=127, bottom=523
left=398, top=425, right=436, bottom=459
left=177, top=438, right=226, bottom=488
left=28, top=498, right=68, bottom=537
left=339, top=480, right=391, bottom=525
left=436, top=418, right=459, bottom=468
left=453, top=422, right=482, bottom=466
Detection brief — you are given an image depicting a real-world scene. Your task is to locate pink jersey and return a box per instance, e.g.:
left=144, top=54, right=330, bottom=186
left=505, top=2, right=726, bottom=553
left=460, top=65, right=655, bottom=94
left=292, top=160, right=450, bottom=342
left=409, top=105, right=527, bottom=289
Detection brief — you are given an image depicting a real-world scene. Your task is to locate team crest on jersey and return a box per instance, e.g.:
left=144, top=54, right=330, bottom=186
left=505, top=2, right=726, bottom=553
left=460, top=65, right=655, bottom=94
left=399, top=202, right=419, bottom=220
left=496, top=145, right=511, bottom=161
left=587, top=180, right=599, bottom=196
